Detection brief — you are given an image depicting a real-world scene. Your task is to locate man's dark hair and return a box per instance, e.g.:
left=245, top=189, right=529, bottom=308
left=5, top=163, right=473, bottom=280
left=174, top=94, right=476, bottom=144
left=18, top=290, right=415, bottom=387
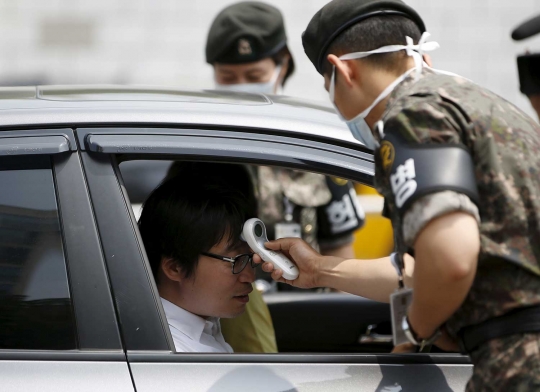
left=139, top=163, right=256, bottom=283
left=322, top=15, right=422, bottom=76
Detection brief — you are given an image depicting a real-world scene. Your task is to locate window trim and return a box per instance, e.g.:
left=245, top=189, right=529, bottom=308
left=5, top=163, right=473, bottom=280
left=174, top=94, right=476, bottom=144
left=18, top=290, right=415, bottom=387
left=79, top=151, right=173, bottom=352
left=126, top=351, right=471, bottom=365
left=0, top=129, right=77, bottom=153
left=0, top=350, right=125, bottom=362
left=79, top=127, right=374, bottom=186
left=53, top=151, right=123, bottom=350
left=0, top=135, right=70, bottom=156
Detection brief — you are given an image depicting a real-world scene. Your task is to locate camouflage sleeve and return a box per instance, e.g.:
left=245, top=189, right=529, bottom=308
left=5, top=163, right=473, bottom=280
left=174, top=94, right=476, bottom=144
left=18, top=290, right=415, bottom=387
left=379, top=93, right=479, bottom=246
left=383, top=94, right=467, bottom=145
left=402, top=191, right=480, bottom=247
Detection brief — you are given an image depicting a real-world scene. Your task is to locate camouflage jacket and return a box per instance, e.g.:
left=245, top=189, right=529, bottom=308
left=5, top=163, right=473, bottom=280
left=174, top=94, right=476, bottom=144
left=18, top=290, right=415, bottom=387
left=255, top=167, right=363, bottom=251
left=374, top=68, right=540, bottom=336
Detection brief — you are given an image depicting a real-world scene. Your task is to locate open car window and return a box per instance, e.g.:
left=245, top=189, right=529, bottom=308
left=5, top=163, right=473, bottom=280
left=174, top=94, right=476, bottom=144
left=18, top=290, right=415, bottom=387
left=118, top=159, right=396, bottom=354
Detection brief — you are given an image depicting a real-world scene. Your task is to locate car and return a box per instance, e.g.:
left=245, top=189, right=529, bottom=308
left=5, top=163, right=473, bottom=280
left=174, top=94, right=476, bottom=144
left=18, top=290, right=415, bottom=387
left=0, top=85, right=472, bottom=392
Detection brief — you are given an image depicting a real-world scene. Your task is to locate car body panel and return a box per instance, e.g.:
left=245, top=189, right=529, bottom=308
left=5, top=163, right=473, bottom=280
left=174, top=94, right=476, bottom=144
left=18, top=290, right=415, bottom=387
left=3, top=361, right=134, bottom=392
left=0, top=86, right=360, bottom=146
left=129, top=361, right=472, bottom=392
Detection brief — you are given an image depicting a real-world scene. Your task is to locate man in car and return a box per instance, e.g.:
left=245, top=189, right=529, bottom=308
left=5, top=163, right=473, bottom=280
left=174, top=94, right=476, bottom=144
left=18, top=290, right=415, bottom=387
left=138, top=168, right=257, bottom=353
left=258, top=0, right=540, bottom=389
left=205, top=1, right=365, bottom=354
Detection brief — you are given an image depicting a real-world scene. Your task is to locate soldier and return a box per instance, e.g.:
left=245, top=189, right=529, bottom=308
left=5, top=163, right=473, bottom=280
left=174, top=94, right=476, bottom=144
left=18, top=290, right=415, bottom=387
left=206, top=2, right=363, bottom=260
left=205, top=1, right=365, bottom=354
left=256, top=0, right=540, bottom=390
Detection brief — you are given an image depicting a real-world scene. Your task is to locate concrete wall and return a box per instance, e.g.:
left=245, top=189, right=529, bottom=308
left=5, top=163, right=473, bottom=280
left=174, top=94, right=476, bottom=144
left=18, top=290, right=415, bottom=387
left=0, top=0, right=539, bottom=118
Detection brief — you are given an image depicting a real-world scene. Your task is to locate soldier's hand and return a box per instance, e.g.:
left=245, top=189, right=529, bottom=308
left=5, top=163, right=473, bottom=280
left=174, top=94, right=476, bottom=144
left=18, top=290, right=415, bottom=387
left=252, top=237, right=326, bottom=289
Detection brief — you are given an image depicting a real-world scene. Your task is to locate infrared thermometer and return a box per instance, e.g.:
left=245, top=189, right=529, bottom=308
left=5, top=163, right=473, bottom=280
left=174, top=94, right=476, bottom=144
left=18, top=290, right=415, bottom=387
left=243, top=218, right=299, bottom=281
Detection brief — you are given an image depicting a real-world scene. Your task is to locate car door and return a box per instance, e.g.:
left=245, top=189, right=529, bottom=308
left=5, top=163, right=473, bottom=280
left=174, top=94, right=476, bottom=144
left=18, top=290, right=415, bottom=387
left=0, top=130, right=134, bottom=392
left=77, top=126, right=472, bottom=392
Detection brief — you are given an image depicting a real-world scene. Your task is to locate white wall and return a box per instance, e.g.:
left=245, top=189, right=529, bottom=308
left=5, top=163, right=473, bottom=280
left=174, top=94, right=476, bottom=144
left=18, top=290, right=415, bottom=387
left=0, top=0, right=539, bottom=117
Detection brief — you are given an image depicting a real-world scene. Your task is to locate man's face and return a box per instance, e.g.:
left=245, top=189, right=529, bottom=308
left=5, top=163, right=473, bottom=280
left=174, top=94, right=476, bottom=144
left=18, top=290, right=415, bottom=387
left=214, top=58, right=277, bottom=85
left=177, top=234, right=255, bottom=319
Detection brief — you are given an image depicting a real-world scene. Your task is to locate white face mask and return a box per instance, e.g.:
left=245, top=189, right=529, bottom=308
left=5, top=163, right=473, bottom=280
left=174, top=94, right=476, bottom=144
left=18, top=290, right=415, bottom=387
left=215, top=65, right=282, bottom=95
left=329, top=32, right=439, bottom=149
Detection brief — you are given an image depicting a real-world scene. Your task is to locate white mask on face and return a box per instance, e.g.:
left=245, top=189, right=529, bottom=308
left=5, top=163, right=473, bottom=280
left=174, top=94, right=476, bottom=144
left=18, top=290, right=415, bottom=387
left=215, top=65, right=282, bottom=95
left=329, top=32, right=439, bottom=149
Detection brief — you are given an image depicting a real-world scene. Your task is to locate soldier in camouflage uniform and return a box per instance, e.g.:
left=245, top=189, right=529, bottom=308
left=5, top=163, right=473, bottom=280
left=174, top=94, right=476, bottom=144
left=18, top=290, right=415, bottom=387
left=201, top=1, right=364, bottom=354
left=256, top=0, right=540, bottom=390
left=378, top=66, right=540, bottom=391
left=256, top=167, right=363, bottom=254
left=206, top=2, right=364, bottom=257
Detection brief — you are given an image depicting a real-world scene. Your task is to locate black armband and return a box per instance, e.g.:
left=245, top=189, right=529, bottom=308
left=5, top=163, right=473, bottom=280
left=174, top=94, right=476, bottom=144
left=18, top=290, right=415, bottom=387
left=382, top=133, right=479, bottom=217
left=317, top=178, right=365, bottom=241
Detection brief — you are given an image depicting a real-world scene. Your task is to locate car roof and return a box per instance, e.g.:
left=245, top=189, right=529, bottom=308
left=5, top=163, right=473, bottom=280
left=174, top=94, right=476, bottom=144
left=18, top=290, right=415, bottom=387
left=0, top=85, right=361, bottom=146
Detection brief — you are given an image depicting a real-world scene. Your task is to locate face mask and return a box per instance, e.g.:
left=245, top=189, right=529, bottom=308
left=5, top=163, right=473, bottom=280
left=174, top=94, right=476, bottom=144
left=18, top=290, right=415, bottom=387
left=329, top=32, right=439, bottom=149
left=216, top=65, right=282, bottom=95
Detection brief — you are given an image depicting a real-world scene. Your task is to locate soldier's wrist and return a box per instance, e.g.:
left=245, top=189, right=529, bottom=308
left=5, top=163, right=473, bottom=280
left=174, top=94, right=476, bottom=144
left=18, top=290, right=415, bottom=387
left=408, top=306, right=437, bottom=339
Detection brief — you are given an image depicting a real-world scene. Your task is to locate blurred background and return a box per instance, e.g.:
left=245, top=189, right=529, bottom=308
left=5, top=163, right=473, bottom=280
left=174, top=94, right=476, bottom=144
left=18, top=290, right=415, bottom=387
left=0, top=0, right=539, bottom=118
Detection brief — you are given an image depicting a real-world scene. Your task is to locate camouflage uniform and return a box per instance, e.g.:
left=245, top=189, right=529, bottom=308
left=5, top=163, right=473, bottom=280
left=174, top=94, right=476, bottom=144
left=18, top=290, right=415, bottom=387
left=374, top=68, right=540, bottom=390
left=254, top=166, right=363, bottom=252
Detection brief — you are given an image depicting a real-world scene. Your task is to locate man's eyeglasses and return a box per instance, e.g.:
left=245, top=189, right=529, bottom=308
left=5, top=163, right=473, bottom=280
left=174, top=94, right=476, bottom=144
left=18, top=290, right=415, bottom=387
left=201, top=252, right=258, bottom=274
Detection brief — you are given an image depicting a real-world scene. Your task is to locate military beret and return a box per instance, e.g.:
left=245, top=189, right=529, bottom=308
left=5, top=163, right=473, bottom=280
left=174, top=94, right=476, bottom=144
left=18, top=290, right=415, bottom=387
left=302, top=0, right=426, bottom=74
left=206, top=1, right=288, bottom=64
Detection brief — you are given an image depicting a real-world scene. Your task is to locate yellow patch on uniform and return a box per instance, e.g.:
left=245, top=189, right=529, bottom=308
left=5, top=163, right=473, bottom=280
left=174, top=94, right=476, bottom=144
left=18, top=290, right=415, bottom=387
left=331, top=177, right=348, bottom=186
left=380, top=141, right=395, bottom=172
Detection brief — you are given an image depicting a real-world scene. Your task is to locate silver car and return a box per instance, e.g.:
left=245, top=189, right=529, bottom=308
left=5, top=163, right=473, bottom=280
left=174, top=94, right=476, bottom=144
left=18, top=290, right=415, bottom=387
left=0, top=86, right=472, bottom=392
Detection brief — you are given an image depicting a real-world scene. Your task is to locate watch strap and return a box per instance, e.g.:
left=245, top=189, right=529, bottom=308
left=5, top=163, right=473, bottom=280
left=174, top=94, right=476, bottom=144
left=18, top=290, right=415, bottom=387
left=402, top=315, right=441, bottom=350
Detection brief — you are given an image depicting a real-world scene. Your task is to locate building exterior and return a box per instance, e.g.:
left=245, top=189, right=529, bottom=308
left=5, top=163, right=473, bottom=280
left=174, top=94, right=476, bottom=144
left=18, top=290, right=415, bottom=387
left=0, top=0, right=538, bottom=118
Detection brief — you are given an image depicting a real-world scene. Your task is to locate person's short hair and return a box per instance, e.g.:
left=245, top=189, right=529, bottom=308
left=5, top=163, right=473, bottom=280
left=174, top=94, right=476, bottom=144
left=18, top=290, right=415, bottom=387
left=322, top=15, right=421, bottom=76
left=139, top=163, right=256, bottom=283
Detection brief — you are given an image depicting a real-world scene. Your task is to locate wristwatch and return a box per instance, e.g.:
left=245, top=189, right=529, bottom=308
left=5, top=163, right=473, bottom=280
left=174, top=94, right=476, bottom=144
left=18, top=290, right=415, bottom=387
left=402, top=315, right=441, bottom=351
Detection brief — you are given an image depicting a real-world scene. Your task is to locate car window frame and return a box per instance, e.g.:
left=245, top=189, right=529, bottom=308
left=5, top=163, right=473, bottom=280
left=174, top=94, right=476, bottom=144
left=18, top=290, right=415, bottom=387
left=0, top=129, right=123, bottom=359
left=78, top=126, right=470, bottom=366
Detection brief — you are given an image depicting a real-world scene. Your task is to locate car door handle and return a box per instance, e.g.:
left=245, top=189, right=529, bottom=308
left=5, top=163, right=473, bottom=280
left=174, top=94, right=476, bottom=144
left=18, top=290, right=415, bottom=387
left=359, top=324, right=393, bottom=344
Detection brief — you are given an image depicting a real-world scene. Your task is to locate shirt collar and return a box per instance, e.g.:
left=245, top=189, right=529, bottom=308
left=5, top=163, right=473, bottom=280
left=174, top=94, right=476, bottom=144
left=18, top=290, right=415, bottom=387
left=160, top=297, right=220, bottom=343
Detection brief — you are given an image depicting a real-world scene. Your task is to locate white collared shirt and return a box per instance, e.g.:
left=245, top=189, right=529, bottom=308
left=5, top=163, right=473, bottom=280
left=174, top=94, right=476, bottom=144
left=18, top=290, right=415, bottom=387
left=160, top=298, right=233, bottom=353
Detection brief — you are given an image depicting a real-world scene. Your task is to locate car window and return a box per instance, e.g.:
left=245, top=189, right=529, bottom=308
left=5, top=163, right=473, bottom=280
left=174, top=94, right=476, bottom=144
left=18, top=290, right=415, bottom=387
left=119, top=159, right=394, bottom=354
left=0, top=156, right=76, bottom=350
